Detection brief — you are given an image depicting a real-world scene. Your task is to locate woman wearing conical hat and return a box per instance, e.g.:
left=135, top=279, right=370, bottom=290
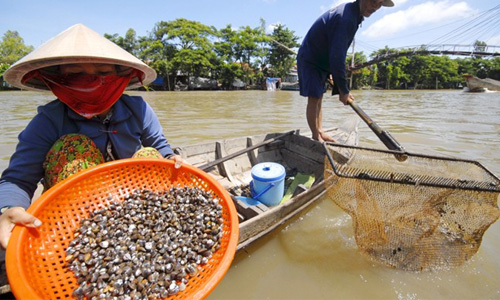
left=0, top=24, right=184, bottom=248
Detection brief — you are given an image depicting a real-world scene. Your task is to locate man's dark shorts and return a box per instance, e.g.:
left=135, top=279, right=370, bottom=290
left=297, top=56, right=329, bottom=98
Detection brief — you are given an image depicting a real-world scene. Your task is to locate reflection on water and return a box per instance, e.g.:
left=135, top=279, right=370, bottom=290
left=0, top=89, right=499, bottom=299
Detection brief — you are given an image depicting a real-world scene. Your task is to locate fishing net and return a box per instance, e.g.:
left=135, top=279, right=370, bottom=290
left=324, top=143, right=500, bottom=271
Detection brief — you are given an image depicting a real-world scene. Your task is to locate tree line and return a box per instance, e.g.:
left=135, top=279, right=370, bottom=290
left=351, top=45, right=500, bottom=90
left=1, top=19, right=499, bottom=91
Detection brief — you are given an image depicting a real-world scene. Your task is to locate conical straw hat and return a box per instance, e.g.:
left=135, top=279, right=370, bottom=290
left=4, top=24, right=156, bottom=91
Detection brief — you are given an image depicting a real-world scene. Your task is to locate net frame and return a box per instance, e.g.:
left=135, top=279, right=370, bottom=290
left=324, top=143, right=500, bottom=193
left=324, top=142, right=500, bottom=271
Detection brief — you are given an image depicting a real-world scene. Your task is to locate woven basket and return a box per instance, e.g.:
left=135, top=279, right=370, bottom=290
left=6, top=158, right=239, bottom=299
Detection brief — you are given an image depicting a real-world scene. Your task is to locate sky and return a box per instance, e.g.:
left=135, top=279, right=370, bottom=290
left=1, top=0, right=499, bottom=57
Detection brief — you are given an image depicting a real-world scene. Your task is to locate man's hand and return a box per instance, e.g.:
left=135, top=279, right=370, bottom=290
left=339, top=92, right=354, bottom=105
left=0, top=207, right=42, bottom=249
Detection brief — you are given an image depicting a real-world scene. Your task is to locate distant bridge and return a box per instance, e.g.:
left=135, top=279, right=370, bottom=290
left=352, top=44, right=500, bottom=70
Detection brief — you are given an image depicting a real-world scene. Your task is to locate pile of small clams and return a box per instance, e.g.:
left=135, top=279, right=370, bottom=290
left=66, top=187, right=223, bottom=299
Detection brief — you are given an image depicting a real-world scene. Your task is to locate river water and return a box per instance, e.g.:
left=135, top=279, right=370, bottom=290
left=0, top=89, right=499, bottom=299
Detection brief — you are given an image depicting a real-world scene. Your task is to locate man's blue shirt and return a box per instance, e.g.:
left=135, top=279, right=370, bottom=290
left=298, top=0, right=363, bottom=94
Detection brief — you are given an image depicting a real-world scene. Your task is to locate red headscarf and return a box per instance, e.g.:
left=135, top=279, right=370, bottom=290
left=23, top=69, right=142, bottom=118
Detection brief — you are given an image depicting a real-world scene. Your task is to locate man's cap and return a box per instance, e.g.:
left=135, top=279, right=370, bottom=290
left=383, top=0, right=394, bottom=7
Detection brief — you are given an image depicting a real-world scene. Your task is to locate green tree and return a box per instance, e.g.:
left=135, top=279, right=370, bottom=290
left=232, top=26, right=263, bottom=66
left=213, top=25, right=238, bottom=64
left=0, top=30, right=33, bottom=78
left=105, top=28, right=139, bottom=56
left=231, top=25, right=266, bottom=86
left=372, top=47, right=402, bottom=89
left=457, top=57, right=500, bottom=84
left=456, top=57, right=475, bottom=76
left=487, top=57, right=500, bottom=80
left=152, top=19, right=216, bottom=89
left=347, top=51, right=373, bottom=89
left=432, top=56, right=459, bottom=89
left=473, top=40, right=487, bottom=53
left=266, top=24, right=299, bottom=79
left=391, top=56, right=411, bottom=89
left=140, top=37, right=176, bottom=90
left=217, top=62, right=245, bottom=89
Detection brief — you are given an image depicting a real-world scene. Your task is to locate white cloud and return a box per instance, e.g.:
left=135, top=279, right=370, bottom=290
left=362, top=0, right=473, bottom=39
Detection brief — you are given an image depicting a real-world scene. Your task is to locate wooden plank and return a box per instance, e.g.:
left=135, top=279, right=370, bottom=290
left=0, top=250, right=8, bottom=295
left=233, top=197, right=268, bottom=221
left=246, top=137, right=259, bottom=166
left=198, top=131, right=295, bottom=171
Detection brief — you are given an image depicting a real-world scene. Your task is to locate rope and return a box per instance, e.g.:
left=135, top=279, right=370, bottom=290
left=428, top=4, right=500, bottom=46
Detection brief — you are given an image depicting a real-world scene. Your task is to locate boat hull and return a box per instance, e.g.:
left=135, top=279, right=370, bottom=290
left=463, top=75, right=500, bottom=92
left=176, top=118, right=359, bottom=250
left=280, top=82, right=300, bottom=91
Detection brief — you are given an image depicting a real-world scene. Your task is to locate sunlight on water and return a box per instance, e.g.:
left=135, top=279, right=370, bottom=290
left=0, top=89, right=499, bottom=299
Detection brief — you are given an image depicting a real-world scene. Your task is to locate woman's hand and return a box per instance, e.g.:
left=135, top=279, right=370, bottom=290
left=0, top=207, right=42, bottom=249
left=169, top=154, right=185, bottom=169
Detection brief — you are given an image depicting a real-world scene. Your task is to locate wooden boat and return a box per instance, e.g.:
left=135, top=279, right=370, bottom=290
left=176, top=117, right=359, bottom=250
left=463, top=74, right=500, bottom=92
left=280, top=69, right=300, bottom=91
left=280, top=81, right=300, bottom=91
left=0, top=117, right=358, bottom=295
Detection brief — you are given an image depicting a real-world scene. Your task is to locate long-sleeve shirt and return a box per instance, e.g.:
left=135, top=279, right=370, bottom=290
left=298, top=0, right=363, bottom=94
left=0, top=94, right=175, bottom=209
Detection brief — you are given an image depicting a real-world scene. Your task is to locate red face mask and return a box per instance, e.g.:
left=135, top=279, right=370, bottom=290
left=24, top=70, right=140, bottom=118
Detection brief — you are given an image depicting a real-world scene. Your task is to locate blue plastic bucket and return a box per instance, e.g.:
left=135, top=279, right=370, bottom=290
left=250, top=162, right=286, bottom=206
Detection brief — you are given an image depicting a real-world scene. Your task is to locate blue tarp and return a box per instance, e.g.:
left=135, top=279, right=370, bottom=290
left=152, top=77, right=163, bottom=85
left=266, top=77, right=280, bottom=91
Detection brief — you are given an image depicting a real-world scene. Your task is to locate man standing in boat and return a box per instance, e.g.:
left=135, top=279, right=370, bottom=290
left=297, top=0, right=394, bottom=142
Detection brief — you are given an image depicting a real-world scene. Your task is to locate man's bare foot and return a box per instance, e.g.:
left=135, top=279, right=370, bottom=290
left=320, top=133, right=337, bottom=143
left=312, top=131, right=336, bottom=143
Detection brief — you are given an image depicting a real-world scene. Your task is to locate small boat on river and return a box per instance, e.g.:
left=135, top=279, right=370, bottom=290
left=463, top=74, right=500, bottom=92
left=176, top=117, right=359, bottom=250
left=280, top=69, right=300, bottom=91
left=0, top=117, right=358, bottom=295
left=280, top=81, right=300, bottom=91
